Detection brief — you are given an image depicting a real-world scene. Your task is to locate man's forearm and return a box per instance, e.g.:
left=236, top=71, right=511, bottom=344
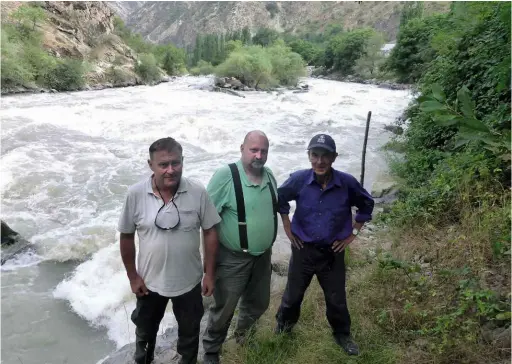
left=203, top=227, right=219, bottom=277
left=354, top=221, right=364, bottom=231
left=120, top=233, right=138, bottom=280
left=280, top=213, right=291, bottom=226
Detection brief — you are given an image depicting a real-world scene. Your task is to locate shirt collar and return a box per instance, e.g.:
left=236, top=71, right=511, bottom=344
left=145, top=175, right=188, bottom=195
left=306, top=168, right=342, bottom=188
left=236, top=160, right=269, bottom=189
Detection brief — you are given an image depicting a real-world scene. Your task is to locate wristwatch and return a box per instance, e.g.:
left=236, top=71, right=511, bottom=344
left=352, top=228, right=360, bottom=236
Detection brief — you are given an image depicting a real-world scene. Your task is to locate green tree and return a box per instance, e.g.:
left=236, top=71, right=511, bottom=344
left=161, top=46, right=186, bottom=75
left=11, top=5, right=46, bottom=32
left=386, top=15, right=447, bottom=83
left=266, top=40, right=306, bottom=86
left=216, top=45, right=273, bottom=88
left=1, top=29, right=34, bottom=87
left=252, top=28, right=280, bottom=47
left=327, top=28, right=374, bottom=74
left=354, top=32, right=386, bottom=78
left=399, top=1, right=424, bottom=28
left=288, top=39, right=321, bottom=65
left=43, top=59, right=85, bottom=91
left=134, top=53, right=161, bottom=83
left=225, top=40, right=243, bottom=55
left=242, top=26, right=252, bottom=45
left=193, top=34, right=204, bottom=65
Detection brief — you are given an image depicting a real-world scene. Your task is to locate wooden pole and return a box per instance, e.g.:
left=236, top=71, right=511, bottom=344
left=360, top=111, right=372, bottom=186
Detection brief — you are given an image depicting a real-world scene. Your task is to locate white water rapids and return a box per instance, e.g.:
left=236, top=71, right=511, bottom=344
left=1, top=76, right=412, bottom=364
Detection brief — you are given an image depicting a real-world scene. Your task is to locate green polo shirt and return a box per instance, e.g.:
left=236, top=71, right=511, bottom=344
left=207, top=160, right=277, bottom=255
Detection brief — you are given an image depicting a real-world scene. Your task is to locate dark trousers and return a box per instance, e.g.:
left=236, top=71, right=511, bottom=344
left=276, top=244, right=351, bottom=336
left=131, top=283, right=204, bottom=364
left=202, top=244, right=272, bottom=355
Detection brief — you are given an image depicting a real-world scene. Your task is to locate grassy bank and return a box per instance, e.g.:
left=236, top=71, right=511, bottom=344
left=221, top=207, right=509, bottom=364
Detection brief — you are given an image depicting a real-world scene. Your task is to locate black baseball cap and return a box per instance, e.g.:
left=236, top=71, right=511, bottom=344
left=307, top=134, right=336, bottom=153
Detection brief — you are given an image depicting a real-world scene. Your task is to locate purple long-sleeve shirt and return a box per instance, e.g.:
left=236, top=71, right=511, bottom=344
left=278, top=168, right=374, bottom=245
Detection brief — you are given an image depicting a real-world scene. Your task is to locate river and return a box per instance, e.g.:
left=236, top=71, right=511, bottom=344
left=0, top=76, right=412, bottom=364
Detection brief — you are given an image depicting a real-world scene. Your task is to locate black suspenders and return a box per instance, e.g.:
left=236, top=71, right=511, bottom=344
left=228, top=163, right=278, bottom=252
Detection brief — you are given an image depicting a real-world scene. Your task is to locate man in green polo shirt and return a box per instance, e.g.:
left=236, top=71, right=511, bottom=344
left=202, top=130, right=278, bottom=364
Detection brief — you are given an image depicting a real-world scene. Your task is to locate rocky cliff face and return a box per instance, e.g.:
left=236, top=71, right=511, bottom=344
left=1, top=1, right=165, bottom=93
left=106, top=1, right=144, bottom=21
left=113, top=1, right=450, bottom=47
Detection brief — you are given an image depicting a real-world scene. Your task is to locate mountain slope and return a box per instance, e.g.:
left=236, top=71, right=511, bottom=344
left=1, top=1, right=166, bottom=93
left=113, top=1, right=450, bottom=47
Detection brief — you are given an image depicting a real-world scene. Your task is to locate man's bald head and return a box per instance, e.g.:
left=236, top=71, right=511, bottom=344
left=240, top=130, right=269, bottom=171
left=243, top=130, right=269, bottom=145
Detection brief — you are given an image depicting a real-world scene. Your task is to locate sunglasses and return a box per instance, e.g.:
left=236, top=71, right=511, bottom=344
left=154, top=181, right=181, bottom=230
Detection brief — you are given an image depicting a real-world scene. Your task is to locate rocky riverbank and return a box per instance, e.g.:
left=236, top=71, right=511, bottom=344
left=1, top=75, right=175, bottom=97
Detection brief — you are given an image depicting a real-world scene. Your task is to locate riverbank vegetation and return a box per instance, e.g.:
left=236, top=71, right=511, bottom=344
left=0, top=4, right=187, bottom=93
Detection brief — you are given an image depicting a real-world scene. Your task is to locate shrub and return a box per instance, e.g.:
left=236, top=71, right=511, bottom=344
left=134, top=53, right=162, bottom=84
left=43, top=58, right=85, bottom=91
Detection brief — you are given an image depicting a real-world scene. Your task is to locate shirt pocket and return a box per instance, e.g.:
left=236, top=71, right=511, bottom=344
left=179, top=209, right=199, bottom=232
left=294, top=203, right=317, bottom=226
left=328, top=205, right=350, bottom=228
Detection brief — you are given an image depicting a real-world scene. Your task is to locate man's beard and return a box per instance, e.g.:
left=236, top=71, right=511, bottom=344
left=251, top=160, right=265, bottom=169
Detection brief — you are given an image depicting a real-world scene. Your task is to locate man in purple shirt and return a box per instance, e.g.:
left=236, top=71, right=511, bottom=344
left=275, top=134, right=374, bottom=356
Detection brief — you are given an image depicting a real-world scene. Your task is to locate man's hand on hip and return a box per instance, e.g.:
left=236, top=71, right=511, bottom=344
left=202, top=273, right=215, bottom=296
left=283, top=218, right=303, bottom=249
left=332, top=234, right=356, bottom=253
left=130, top=274, right=149, bottom=297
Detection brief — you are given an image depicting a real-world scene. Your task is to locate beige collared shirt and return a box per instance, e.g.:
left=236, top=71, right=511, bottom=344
left=118, top=175, right=221, bottom=297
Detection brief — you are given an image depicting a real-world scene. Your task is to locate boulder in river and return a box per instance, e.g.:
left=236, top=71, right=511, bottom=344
left=383, top=124, right=404, bottom=135
left=1, top=220, right=33, bottom=265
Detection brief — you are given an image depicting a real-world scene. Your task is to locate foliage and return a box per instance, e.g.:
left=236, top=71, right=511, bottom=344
left=419, top=84, right=510, bottom=162
left=106, top=66, right=132, bottom=85
left=43, top=58, right=85, bottom=91
left=325, top=28, right=375, bottom=74
left=215, top=42, right=306, bottom=88
left=288, top=39, right=322, bottom=65
left=1, top=28, right=34, bottom=87
left=215, top=45, right=273, bottom=88
left=10, top=4, right=46, bottom=34
left=225, top=40, right=243, bottom=55
left=252, top=27, right=280, bottom=47
left=353, top=32, right=386, bottom=78
left=399, top=1, right=424, bottom=29
left=114, top=16, right=184, bottom=77
left=190, top=28, right=252, bottom=67
left=134, top=53, right=162, bottom=83
left=1, top=8, right=57, bottom=89
left=190, top=60, right=215, bottom=76
left=385, top=14, right=447, bottom=83
left=266, top=40, right=307, bottom=86
left=380, top=7, right=511, bottom=361
left=157, top=45, right=186, bottom=75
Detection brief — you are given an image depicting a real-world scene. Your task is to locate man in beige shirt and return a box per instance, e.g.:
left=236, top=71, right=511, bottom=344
left=118, top=137, right=221, bottom=364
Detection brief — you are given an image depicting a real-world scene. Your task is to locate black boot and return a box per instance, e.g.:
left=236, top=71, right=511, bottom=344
left=334, top=334, right=360, bottom=356
left=134, top=338, right=156, bottom=364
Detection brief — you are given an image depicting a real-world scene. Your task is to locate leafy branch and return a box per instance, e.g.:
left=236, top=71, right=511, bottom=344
left=419, top=84, right=511, bottom=162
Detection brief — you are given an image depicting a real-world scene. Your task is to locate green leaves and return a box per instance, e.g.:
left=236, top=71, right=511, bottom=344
left=418, top=84, right=509, bottom=162
left=420, top=100, right=446, bottom=112
left=431, top=83, right=446, bottom=102
left=457, top=85, right=475, bottom=118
